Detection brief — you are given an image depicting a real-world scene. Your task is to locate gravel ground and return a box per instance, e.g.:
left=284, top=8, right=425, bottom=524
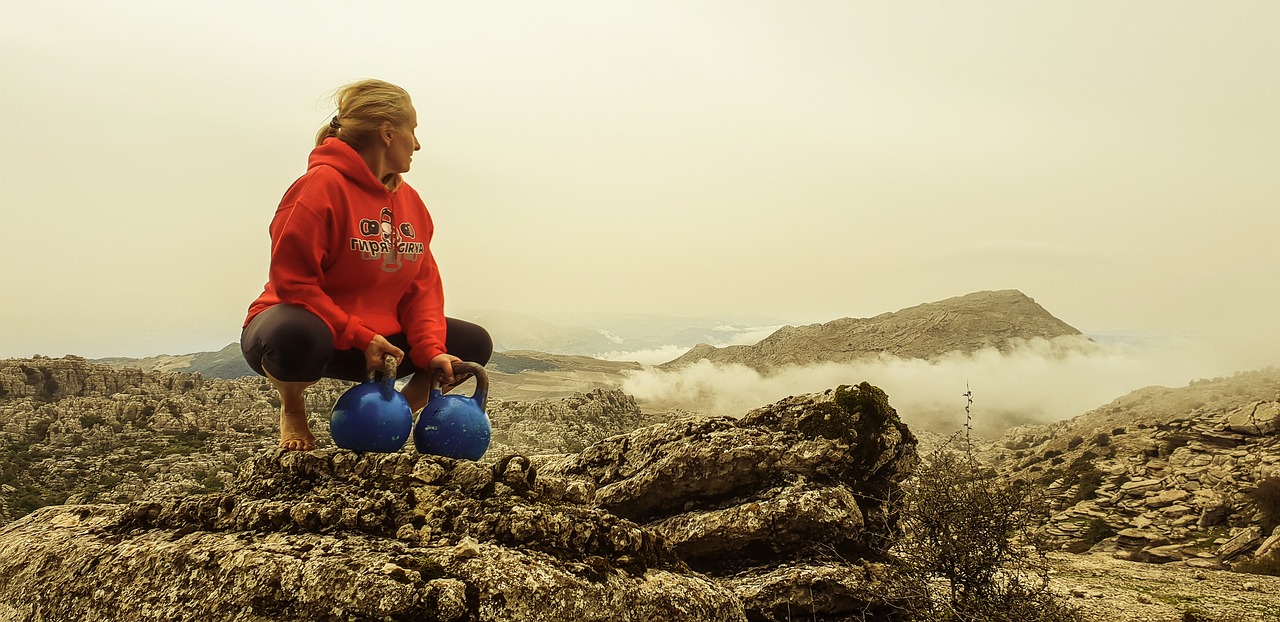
left=1047, top=552, right=1280, bottom=621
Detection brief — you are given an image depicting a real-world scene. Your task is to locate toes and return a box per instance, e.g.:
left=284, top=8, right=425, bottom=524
left=279, top=437, right=315, bottom=452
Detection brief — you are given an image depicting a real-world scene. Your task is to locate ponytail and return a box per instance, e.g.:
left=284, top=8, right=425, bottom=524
left=314, top=79, right=414, bottom=150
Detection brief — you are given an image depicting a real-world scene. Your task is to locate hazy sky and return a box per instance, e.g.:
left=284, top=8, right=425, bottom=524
left=3, top=1, right=1277, bottom=369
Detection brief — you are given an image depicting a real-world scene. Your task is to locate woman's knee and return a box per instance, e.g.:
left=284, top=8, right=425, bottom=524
left=242, top=305, right=334, bottom=381
left=445, top=317, right=493, bottom=366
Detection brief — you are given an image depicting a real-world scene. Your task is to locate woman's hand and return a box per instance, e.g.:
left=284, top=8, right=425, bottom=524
left=364, top=335, right=405, bottom=375
left=429, top=353, right=465, bottom=391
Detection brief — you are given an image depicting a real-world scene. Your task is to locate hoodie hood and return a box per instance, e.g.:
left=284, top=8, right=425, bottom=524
left=307, top=137, right=402, bottom=193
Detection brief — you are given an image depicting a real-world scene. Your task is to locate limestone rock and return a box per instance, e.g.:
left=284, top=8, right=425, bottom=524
left=721, top=562, right=916, bottom=622
left=539, top=383, right=920, bottom=620
left=1253, top=526, right=1280, bottom=558
left=991, top=368, right=1280, bottom=566
left=0, top=449, right=743, bottom=621
left=1217, top=525, right=1263, bottom=560
left=0, top=357, right=650, bottom=527
left=0, top=381, right=920, bottom=621
left=1226, top=401, right=1280, bottom=436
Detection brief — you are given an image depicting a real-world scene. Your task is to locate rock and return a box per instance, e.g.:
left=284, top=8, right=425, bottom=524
left=1120, top=478, right=1165, bottom=494
left=1216, top=525, right=1263, bottom=560
left=1116, top=528, right=1168, bottom=550
left=1199, top=430, right=1249, bottom=447
left=992, top=368, right=1280, bottom=565
left=1253, top=526, right=1280, bottom=559
left=0, top=382, right=920, bottom=621
left=1198, top=502, right=1232, bottom=528
left=1226, top=402, right=1280, bottom=435
left=651, top=482, right=865, bottom=568
left=486, top=389, right=651, bottom=457
left=1143, top=543, right=1191, bottom=563
left=0, top=450, right=742, bottom=621
left=1145, top=489, right=1190, bottom=508
left=722, top=562, right=915, bottom=621
left=543, top=383, right=918, bottom=574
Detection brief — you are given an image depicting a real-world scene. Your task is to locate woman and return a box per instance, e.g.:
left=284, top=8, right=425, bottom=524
left=242, top=79, right=492, bottom=451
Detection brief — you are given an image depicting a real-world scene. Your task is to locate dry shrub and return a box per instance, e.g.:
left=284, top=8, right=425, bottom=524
left=1248, top=477, right=1280, bottom=531
left=895, top=442, right=1081, bottom=621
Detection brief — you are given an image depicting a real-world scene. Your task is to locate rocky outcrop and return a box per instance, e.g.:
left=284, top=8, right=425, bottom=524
left=0, top=356, right=354, bottom=524
left=663, top=289, right=1089, bottom=371
left=994, top=369, right=1280, bottom=568
left=0, top=357, right=649, bottom=526
left=0, top=450, right=740, bottom=622
left=0, top=383, right=919, bottom=621
left=93, top=342, right=256, bottom=379
left=541, top=382, right=919, bottom=620
left=486, top=389, right=650, bottom=456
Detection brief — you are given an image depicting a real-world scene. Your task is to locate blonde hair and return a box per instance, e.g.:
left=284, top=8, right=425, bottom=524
left=315, top=79, right=414, bottom=150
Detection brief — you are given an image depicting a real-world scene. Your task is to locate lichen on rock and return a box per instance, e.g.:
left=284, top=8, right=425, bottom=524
left=0, top=382, right=919, bottom=621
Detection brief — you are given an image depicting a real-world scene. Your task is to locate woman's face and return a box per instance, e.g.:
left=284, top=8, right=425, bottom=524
left=387, top=105, right=421, bottom=174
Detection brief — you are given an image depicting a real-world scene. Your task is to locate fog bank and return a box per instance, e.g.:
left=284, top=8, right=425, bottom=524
left=620, top=336, right=1252, bottom=437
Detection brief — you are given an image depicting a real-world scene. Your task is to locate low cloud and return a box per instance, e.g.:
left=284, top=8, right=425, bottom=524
left=598, top=345, right=694, bottom=366
left=597, top=324, right=787, bottom=365
left=620, top=335, right=1246, bottom=437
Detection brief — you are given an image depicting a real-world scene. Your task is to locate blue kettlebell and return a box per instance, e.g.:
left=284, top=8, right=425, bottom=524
left=330, top=354, right=413, bottom=452
left=414, top=361, right=491, bottom=460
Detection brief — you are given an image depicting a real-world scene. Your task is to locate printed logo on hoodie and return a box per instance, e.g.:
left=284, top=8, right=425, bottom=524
left=350, top=207, right=425, bottom=272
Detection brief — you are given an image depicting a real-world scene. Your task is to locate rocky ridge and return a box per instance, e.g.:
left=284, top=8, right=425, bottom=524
left=6, top=354, right=1280, bottom=620
left=992, top=368, right=1280, bottom=567
left=94, top=342, right=256, bottom=379
left=486, top=389, right=652, bottom=456
left=663, top=289, right=1088, bottom=371
left=0, top=357, right=649, bottom=525
left=0, top=383, right=919, bottom=621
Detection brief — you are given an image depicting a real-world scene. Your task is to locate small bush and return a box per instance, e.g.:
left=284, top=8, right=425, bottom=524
left=897, top=447, right=1080, bottom=621
left=1081, top=518, right=1115, bottom=547
left=1234, top=551, right=1280, bottom=577
left=1071, top=469, right=1106, bottom=504
left=1091, top=432, right=1111, bottom=447
left=1182, top=610, right=1213, bottom=622
left=1066, top=436, right=1084, bottom=450
left=1248, top=477, right=1280, bottom=531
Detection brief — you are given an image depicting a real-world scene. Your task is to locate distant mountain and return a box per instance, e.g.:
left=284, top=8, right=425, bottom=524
left=662, top=290, right=1087, bottom=371
left=95, top=342, right=254, bottom=379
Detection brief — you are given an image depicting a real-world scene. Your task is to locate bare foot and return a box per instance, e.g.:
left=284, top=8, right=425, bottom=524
left=279, top=407, right=316, bottom=451
left=266, top=371, right=318, bottom=452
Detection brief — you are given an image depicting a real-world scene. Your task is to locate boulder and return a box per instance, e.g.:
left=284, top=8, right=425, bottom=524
left=543, top=382, right=918, bottom=573
left=1216, top=525, right=1264, bottom=561
left=1226, top=402, right=1280, bottom=436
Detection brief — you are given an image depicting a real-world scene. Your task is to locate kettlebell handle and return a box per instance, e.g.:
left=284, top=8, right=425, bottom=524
left=433, top=361, right=488, bottom=409
left=366, top=354, right=398, bottom=399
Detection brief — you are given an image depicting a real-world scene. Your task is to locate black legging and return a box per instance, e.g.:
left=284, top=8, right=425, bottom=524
left=241, top=304, right=492, bottom=382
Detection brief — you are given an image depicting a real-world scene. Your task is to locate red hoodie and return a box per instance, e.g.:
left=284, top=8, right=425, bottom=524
left=245, top=138, right=447, bottom=368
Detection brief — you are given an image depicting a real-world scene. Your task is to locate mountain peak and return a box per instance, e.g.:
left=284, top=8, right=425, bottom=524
left=663, top=290, right=1084, bottom=371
